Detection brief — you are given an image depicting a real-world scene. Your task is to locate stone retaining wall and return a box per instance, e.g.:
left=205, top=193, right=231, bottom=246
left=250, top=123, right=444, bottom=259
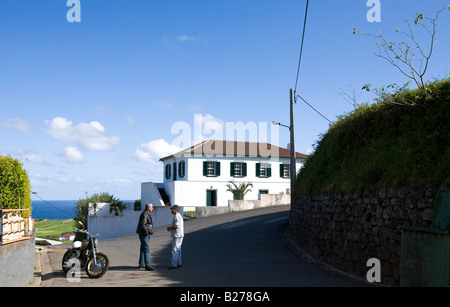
left=288, top=184, right=440, bottom=286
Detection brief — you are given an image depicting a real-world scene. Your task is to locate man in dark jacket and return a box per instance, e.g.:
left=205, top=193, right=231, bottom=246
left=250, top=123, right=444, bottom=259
left=136, top=203, right=154, bottom=271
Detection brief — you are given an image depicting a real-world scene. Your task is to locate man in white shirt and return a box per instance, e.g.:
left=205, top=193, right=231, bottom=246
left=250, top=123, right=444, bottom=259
left=167, top=205, right=184, bottom=269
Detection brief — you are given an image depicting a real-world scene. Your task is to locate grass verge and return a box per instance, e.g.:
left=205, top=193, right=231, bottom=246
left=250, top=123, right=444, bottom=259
left=35, top=219, right=76, bottom=243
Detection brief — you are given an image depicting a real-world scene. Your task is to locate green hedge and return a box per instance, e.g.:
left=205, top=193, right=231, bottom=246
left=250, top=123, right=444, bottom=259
left=0, top=155, right=31, bottom=211
left=295, top=78, right=450, bottom=195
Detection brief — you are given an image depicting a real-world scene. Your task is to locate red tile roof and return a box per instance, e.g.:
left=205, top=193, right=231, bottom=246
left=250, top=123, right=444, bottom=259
left=160, top=139, right=308, bottom=161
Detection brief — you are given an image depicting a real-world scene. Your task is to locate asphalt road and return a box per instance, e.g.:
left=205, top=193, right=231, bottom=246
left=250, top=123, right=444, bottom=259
left=40, top=205, right=364, bottom=287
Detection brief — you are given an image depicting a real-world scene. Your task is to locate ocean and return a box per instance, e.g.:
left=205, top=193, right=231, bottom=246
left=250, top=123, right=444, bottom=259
left=31, top=200, right=78, bottom=220
left=31, top=200, right=137, bottom=220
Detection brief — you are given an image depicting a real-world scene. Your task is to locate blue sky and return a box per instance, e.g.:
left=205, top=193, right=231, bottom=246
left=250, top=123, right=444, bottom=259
left=1, top=0, right=449, bottom=200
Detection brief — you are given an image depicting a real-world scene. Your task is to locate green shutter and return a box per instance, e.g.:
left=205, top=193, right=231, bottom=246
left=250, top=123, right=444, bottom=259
left=179, top=161, right=185, bottom=178
left=203, top=161, right=208, bottom=176
left=267, top=164, right=272, bottom=178
left=280, top=164, right=284, bottom=178
left=206, top=190, right=212, bottom=206
left=243, top=163, right=247, bottom=177
left=216, top=162, right=221, bottom=176
left=230, top=162, right=235, bottom=177
left=256, top=163, right=261, bottom=177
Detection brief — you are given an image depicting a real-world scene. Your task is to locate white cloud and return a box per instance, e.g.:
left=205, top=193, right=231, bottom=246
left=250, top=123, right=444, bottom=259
left=177, top=35, right=200, bottom=42
left=135, top=139, right=182, bottom=164
left=30, top=173, right=70, bottom=188
left=1, top=118, right=32, bottom=132
left=64, top=146, right=85, bottom=164
left=124, top=115, right=135, bottom=126
left=194, top=113, right=225, bottom=143
left=101, top=178, right=133, bottom=187
left=18, top=150, right=47, bottom=164
left=23, top=153, right=46, bottom=164
left=43, top=117, right=120, bottom=151
left=195, top=114, right=224, bottom=130
left=305, top=147, right=315, bottom=155
left=151, top=100, right=173, bottom=110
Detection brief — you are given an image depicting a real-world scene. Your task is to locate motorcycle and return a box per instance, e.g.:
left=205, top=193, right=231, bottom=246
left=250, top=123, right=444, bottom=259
left=62, top=221, right=110, bottom=278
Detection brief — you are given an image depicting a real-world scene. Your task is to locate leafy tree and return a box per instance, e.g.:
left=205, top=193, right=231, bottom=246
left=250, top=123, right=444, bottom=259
left=134, top=199, right=141, bottom=211
left=0, top=155, right=31, bottom=213
left=226, top=181, right=253, bottom=200
left=75, top=192, right=115, bottom=227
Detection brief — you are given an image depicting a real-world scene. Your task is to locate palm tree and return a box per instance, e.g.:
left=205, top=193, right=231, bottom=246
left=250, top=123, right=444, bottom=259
left=93, top=202, right=98, bottom=216
left=226, top=181, right=253, bottom=200
left=109, top=197, right=126, bottom=216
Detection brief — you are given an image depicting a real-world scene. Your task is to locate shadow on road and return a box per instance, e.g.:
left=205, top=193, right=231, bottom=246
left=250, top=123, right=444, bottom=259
left=149, top=211, right=365, bottom=287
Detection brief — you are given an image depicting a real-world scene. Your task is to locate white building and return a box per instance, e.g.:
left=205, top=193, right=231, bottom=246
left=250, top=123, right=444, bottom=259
left=141, top=139, right=308, bottom=207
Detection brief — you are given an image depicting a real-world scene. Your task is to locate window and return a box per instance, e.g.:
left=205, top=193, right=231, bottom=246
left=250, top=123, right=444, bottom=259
left=234, top=162, right=242, bottom=177
left=280, top=164, right=290, bottom=178
left=178, top=161, right=186, bottom=178
left=165, top=164, right=171, bottom=180
left=230, top=162, right=247, bottom=177
left=203, top=161, right=221, bottom=177
left=256, top=163, right=271, bottom=178
left=207, top=162, right=216, bottom=176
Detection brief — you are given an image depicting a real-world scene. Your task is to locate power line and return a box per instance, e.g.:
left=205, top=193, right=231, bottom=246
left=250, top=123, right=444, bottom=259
left=292, top=1, right=331, bottom=124
left=31, top=192, right=75, bottom=216
left=296, top=94, right=333, bottom=124
left=294, top=0, right=310, bottom=95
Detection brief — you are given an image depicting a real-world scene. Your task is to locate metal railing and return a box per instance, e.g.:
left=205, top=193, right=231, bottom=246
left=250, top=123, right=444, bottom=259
left=0, top=209, right=34, bottom=246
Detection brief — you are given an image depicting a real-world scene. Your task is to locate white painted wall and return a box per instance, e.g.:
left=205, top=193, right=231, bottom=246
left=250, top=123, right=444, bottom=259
left=160, top=156, right=304, bottom=207
left=141, top=182, right=165, bottom=207
left=195, top=194, right=291, bottom=218
left=88, top=206, right=181, bottom=240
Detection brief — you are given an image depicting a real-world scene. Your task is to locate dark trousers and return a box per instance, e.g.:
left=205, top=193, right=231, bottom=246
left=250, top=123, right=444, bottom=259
left=138, top=234, right=151, bottom=268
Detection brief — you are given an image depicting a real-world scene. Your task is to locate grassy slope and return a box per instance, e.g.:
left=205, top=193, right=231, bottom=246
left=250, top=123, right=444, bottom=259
left=295, top=78, right=450, bottom=195
left=35, top=219, right=75, bottom=241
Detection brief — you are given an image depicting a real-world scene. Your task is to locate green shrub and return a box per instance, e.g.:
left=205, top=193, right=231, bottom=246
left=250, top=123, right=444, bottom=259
left=295, top=78, right=450, bottom=195
left=75, top=192, right=115, bottom=228
left=0, top=155, right=31, bottom=212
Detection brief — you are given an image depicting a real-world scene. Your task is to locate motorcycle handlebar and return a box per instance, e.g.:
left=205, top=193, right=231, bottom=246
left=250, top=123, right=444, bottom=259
left=75, top=228, right=99, bottom=238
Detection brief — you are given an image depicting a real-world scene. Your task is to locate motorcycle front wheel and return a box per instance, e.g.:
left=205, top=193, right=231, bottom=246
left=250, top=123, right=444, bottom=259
left=85, top=253, right=109, bottom=278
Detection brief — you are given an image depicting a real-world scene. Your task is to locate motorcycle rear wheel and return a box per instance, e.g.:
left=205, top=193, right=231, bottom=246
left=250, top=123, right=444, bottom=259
left=85, top=253, right=109, bottom=278
left=62, top=250, right=77, bottom=274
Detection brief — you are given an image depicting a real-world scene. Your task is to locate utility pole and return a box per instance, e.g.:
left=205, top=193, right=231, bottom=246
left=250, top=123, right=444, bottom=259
left=289, top=88, right=296, bottom=196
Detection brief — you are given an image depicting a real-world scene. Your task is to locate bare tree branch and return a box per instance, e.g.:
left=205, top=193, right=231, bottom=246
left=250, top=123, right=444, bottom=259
left=353, top=6, right=449, bottom=99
